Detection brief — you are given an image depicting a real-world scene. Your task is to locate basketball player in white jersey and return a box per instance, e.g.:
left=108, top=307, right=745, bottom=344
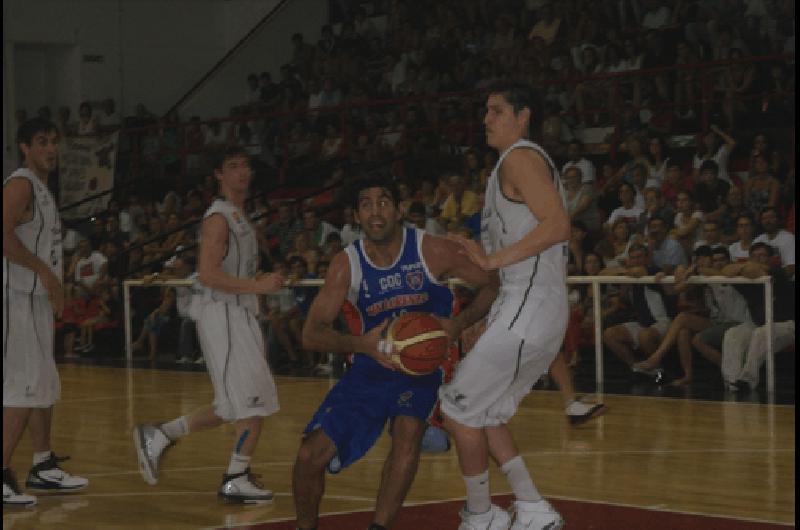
left=134, top=146, right=285, bottom=503
left=4, top=118, right=89, bottom=507
left=440, top=83, right=569, bottom=529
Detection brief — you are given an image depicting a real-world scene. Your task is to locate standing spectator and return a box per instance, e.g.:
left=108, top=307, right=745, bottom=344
left=753, top=207, right=795, bottom=276
left=692, top=125, right=737, bottom=185
left=76, top=101, right=97, bottom=136
left=640, top=0, right=672, bottom=30
left=563, top=166, right=601, bottom=234
left=694, top=160, right=731, bottom=222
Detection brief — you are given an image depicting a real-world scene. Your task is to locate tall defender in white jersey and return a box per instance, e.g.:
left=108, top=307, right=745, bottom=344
left=440, top=83, right=570, bottom=530
left=3, top=119, right=88, bottom=507
left=134, top=146, right=285, bottom=503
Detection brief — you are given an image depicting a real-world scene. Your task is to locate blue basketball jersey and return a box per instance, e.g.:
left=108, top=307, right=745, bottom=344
left=342, top=227, right=455, bottom=376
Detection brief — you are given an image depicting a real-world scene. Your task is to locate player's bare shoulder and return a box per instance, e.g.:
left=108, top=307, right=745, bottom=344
left=420, top=232, right=468, bottom=279
left=3, top=177, right=34, bottom=225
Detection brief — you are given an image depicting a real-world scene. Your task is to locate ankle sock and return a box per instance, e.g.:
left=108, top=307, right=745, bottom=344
left=160, top=416, right=189, bottom=441
left=227, top=453, right=251, bottom=475
left=33, top=451, right=52, bottom=466
left=463, top=469, right=491, bottom=514
left=500, top=455, right=542, bottom=502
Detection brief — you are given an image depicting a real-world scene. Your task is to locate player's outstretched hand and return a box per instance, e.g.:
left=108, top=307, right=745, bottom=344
left=41, top=269, right=64, bottom=318
left=447, top=233, right=493, bottom=270
left=365, top=319, right=398, bottom=371
left=254, top=272, right=286, bottom=294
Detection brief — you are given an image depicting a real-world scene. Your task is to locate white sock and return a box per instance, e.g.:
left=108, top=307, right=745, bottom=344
left=227, top=453, right=251, bottom=475
left=160, top=416, right=189, bottom=441
left=463, top=470, right=491, bottom=514
left=500, top=455, right=542, bottom=502
left=33, top=451, right=52, bottom=466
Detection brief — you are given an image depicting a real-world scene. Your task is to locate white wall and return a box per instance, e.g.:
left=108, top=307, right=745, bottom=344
left=3, top=0, right=325, bottom=171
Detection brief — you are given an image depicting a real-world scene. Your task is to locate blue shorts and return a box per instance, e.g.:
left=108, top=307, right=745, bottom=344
left=303, top=359, right=442, bottom=471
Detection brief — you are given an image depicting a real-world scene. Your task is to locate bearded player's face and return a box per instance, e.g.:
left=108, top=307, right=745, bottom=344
left=355, top=187, right=402, bottom=244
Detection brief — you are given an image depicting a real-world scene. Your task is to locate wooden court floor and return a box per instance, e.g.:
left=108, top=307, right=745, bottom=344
left=2, top=364, right=795, bottom=529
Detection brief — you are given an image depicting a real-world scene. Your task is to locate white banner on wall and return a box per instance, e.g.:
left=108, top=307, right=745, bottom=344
left=58, top=132, right=118, bottom=219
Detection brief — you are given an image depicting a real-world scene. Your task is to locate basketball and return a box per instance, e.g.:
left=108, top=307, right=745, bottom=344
left=386, top=313, right=449, bottom=376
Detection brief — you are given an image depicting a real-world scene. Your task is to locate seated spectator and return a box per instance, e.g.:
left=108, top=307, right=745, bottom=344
left=285, top=230, right=320, bottom=276
left=265, top=202, right=301, bottom=256
left=647, top=216, right=687, bottom=273
left=636, top=186, right=675, bottom=235
left=131, top=287, right=176, bottom=360
left=321, top=231, right=343, bottom=262
left=595, top=218, right=634, bottom=268
left=721, top=242, right=795, bottom=390
left=60, top=281, right=87, bottom=359
left=300, top=206, right=338, bottom=249
left=646, top=136, right=671, bottom=187
left=56, top=106, right=75, bottom=137
left=660, top=161, right=694, bottom=204
left=76, top=101, right=97, bottom=136
left=671, top=190, right=703, bottom=255
left=694, top=219, right=724, bottom=250
left=564, top=166, right=601, bottom=234
left=744, top=153, right=780, bottom=216
left=339, top=204, right=362, bottom=245
left=264, top=260, right=301, bottom=369
left=568, top=221, right=591, bottom=275
left=438, top=172, right=481, bottom=230
left=692, top=124, right=736, bottom=185
left=561, top=140, right=596, bottom=184
left=753, top=207, right=795, bottom=276
left=288, top=256, right=320, bottom=370
left=694, top=160, right=731, bottom=222
left=149, top=256, right=202, bottom=364
left=75, top=285, right=116, bottom=354
left=405, top=200, right=444, bottom=235
left=719, top=186, right=752, bottom=244
left=601, top=243, right=676, bottom=373
left=604, top=182, right=643, bottom=234
left=69, top=240, right=108, bottom=297
left=528, top=3, right=561, bottom=45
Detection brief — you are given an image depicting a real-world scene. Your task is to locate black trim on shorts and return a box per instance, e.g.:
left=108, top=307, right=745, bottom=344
left=512, top=339, right=525, bottom=383
left=3, top=279, right=9, bottom=359
left=508, top=255, right=539, bottom=330
left=223, top=305, right=232, bottom=405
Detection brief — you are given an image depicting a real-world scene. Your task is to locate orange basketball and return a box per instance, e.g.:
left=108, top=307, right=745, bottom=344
left=386, top=313, right=449, bottom=376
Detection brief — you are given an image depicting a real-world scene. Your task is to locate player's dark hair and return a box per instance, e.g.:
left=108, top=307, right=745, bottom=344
left=350, top=177, right=399, bottom=211
left=487, top=81, right=534, bottom=116
left=211, top=144, right=250, bottom=171
left=16, top=118, right=58, bottom=146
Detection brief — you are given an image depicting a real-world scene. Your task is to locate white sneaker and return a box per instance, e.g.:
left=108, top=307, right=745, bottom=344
left=458, top=504, right=511, bottom=530
left=194, top=357, right=205, bottom=365
left=25, top=453, right=88, bottom=492
left=175, top=356, right=191, bottom=364
left=566, top=398, right=608, bottom=426
left=218, top=468, right=273, bottom=504
left=509, top=499, right=564, bottom=530
left=3, top=470, right=37, bottom=507
left=133, top=424, right=172, bottom=485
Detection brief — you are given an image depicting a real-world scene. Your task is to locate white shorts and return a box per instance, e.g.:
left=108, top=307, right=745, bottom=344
left=439, top=318, right=561, bottom=428
left=622, top=319, right=671, bottom=350
left=3, top=291, right=60, bottom=408
left=195, top=301, right=279, bottom=421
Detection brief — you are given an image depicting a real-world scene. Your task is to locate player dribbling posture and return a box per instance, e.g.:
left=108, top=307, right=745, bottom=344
left=4, top=118, right=89, bottom=507
left=133, top=146, right=285, bottom=503
left=292, top=178, right=499, bottom=530
left=441, top=83, right=570, bottom=529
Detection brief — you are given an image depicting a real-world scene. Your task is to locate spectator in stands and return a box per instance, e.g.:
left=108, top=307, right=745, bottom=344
left=131, top=287, right=176, bottom=360
left=690, top=246, right=753, bottom=372
left=636, top=186, right=675, bottom=235
left=721, top=242, right=795, bottom=391
left=56, top=106, right=75, bottom=137
left=568, top=221, right=591, bottom=276
left=641, top=0, right=672, bottom=30
left=339, top=204, right=362, bottom=245
left=96, top=99, right=120, bottom=132
left=77, top=101, right=97, bottom=136
left=646, top=136, right=671, bottom=187
left=89, top=215, right=108, bottom=249
left=321, top=232, right=343, bottom=263
left=405, top=200, right=444, bottom=236
left=265, top=202, right=300, bottom=256
left=561, top=140, right=596, bottom=184
left=660, top=160, right=693, bottom=204
left=694, top=219, right=724, bottom=250
left=301, top=206, right=338, bottom=249
left=694, top=160, right=731, bottom=222
left=438, top=172, right=481, bottom=231
left=69, top=239, right=108, bottom=297
left=258, top=72, right=281, bottom=111
left=286, top=230, right=320, bottom=277
left=204, top=120, right=228, bottom=147
left=743, top=152, right=780, bottom=215
left=563, top=166, right=601, bottom=235
left=754, top=207, right=795, bottom=276
left=672, top=190, right=704, bottom=254
left=728, top=213, right=757, bottom=263
left=595, top=218, right=634, bottom=268
left=647, top=216, right=687, bottom=273
left=604, top=182, right=643, bottom=234
left=291, top=33, right=316, bottom=81
left=104, top=214, right=128, bottom=250
left=692, top=124, right=736, bottom=185
left=308, top=76, right=342, bottom=110
left=673, top=40, right=700, bottom=119
left=74, top=285, right=116, bottom=354
left=601, top=243, right=675, bottom=373
left=719, top=186, right=751, bottom=243
left=528, top=3, right=561, bottom=45
left=722, top=48, right=756, bottom=129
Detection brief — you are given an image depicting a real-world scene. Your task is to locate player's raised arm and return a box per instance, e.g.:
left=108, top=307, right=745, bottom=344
left=302, top=251, right=394, bottom=368
left=489, top=149, right=571, bottom=268
left=197, top=213, right=283, bottom=295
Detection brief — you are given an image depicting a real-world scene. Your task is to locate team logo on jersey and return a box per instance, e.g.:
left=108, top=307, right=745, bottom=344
left=397, top=391, right=413, bottom=407
left=232, top=211, right=242, bottom=224
left=406, top=270, right=424, bottom=291
left=247, top=396, right=263, bottom=408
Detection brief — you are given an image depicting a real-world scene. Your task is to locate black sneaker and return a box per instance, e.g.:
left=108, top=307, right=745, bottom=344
left=566, top=399, right=608, bottom=426
left=25, top=454, right=89, bottom=491
left=4, top=469, right=36, bottom=507
left=218, top=467, right=273, bottom=504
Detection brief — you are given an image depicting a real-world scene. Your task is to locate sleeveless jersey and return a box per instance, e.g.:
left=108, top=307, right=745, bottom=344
left=197, top=198, right=259, bottom=314
left=342, top=227, right=455, bottom=374
left=3, top=168, right=63, bottom=294
left=481, top=139, right=569, bottom=339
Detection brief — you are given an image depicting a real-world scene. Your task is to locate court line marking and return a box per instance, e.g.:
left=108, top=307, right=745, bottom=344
left=83, top=445, right=794, bottom=478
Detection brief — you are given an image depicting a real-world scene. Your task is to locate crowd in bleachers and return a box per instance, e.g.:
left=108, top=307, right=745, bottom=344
left=24, top=0, right=794, bottom=389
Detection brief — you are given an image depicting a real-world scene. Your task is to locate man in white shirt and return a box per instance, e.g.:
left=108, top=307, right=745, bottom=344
left=604, top=183, right=644, bottom=232
left=753, top=207, right=795, bottom=276
left=561, top=140, right=596, bottom=184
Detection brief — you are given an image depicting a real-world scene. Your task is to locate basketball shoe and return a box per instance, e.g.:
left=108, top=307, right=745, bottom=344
left=458, top=504, right=511, bottom=530
left=25, top=453, right=88, bottom=492
left=509, top=499, right=564, bottom=530
left=3, top=469, right=36, bottom=507
left=218, top=467, right=273, bottom=504
left=133, top=424, right=172, bottom=485
left=566, top=397, right=608, bottom=426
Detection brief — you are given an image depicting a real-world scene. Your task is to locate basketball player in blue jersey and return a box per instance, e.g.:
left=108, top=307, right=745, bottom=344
left=292, top=178, right=499, bottom=530
left=441, top=83, right=570, bottom=529
left=4, top=119, right=88, bottom=507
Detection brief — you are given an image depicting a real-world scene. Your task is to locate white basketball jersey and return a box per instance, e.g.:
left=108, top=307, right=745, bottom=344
left=481, top=139, right=569, bottom=340
left=197, top=198, right=259, bottom=314
left=3, top=168, right=63, bottom=294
